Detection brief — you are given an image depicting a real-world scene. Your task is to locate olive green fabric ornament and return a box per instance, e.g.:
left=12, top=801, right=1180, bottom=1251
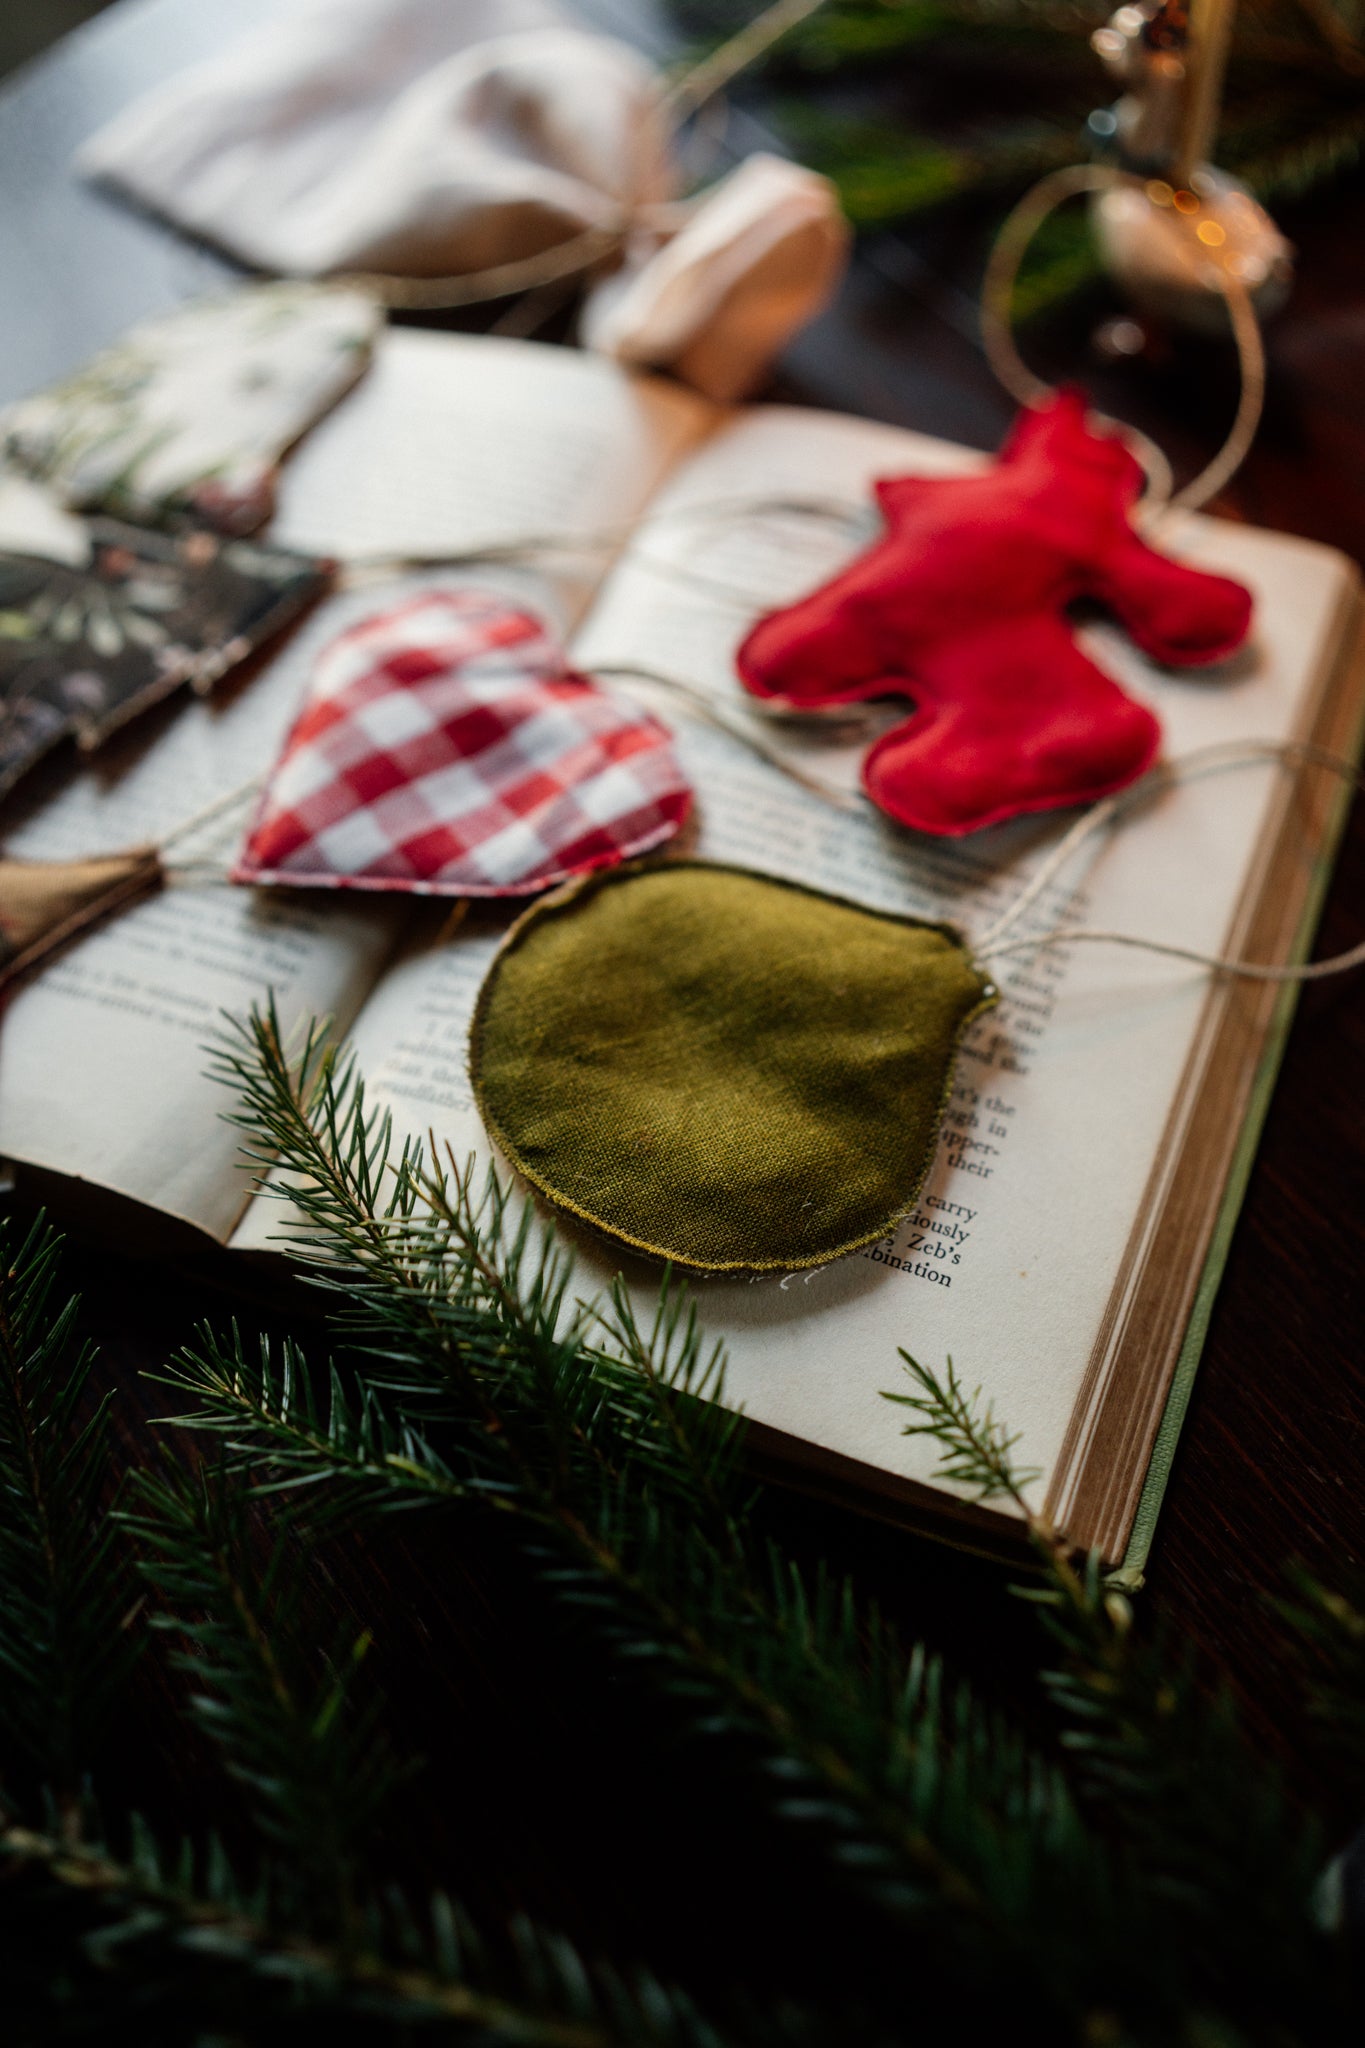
left=469, top=861, right=998, bottom=1275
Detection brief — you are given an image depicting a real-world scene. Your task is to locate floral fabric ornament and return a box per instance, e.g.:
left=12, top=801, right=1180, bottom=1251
left=737, top=391, right=1253, bottom=836
left=0, top=282, right=380, bottom=535
left=233, top=590, right=691, bottom=897
left=470, top=861, right=997, bottom=1275
left=0, top=521, right=331, bottom=802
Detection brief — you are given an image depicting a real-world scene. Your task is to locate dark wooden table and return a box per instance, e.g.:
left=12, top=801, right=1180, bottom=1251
left=3, top=0, right=1364, bottom=1981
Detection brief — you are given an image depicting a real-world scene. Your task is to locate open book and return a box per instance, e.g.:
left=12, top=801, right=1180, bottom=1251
left=1, top=329, right=1359, bottom=1574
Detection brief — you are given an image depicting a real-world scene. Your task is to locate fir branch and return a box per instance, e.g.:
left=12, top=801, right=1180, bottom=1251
left=207, top=1005, right=595, bottom=1457
left=176, top=1007, right=1365, bottom=2038
left=206, top=1006, right=745, bottom=1539
left=1032, top=1580, right=1334, bottom=2027
left=769, top=106, right=1082, bottom=224
left=184, top=1013, right=1157, bottom=2028
left=1277, top=1568, right=1365, bottom=1794
left=0, top=1214, right=135, bottom=1810
left=891, top=1351, right=1343, bottom=2032
left=0, top=1012, right=1359, bottom=2037
left=120, top=1460, right=402, bottom=1942
left=164, top=1318, right=1129, bottom=2027
left=589, top=1275, right=746, bottom=1553
left=1233, top=99, right=1365, bottom=196
left=0, top=1815, right=719, bottom=2046
left=0, top=1221, right=752, bottom=2047
left=156, top=1323, right=481, bottom=1529
left=882, top=1350, right=1041, bottom=1506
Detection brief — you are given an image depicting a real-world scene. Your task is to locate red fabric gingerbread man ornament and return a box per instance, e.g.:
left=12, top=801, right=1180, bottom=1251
left=736, top=391, right=1253, bottom=835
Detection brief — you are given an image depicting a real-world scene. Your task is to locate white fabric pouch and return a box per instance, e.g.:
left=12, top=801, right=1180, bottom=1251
left=79, top=0, right=671, bottom=280
left=78, top=0, right=848, bottom=400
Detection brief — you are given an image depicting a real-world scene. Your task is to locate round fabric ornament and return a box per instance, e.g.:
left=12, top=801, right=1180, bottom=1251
left=469, top=861, right=998, bottom=1275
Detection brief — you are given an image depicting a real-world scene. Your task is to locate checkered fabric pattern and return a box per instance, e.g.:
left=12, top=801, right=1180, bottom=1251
left=234, top=589, right=692, bottom=896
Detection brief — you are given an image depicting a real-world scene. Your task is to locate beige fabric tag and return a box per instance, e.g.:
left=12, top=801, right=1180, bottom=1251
left=581, top=156, right=851, bottom=402
left=0, top=847, right=163, bottom=992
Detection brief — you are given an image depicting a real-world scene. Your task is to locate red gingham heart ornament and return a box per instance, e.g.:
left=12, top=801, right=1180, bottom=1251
left=233, top=589, right=692, bottom=896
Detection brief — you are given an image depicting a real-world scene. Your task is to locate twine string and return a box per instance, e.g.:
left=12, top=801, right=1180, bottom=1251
left=979, top=161, right=1267, bottom=517
left=660, top=0, right=825, bottom=122
left=335, top=490, right=869, bottom=579
left=973, top=791, right=1122, bottom=951
left=975, top=739, right=1365, bottom=984
left=150, top=732, right=1365, bottom=998
left=591, top=661, right=864, bottom=809
left=115, top=29, right=1334, bottom=974
left=157, top=775, right=263, bottom=856
left=980, top=922, right=1365, bottom=982
left=335, top=490, right=875, bottom=622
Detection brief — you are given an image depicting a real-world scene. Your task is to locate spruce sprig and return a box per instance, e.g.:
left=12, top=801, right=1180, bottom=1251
left=156, top=1323, right=476, bottom=1526
left=0, top=1213, right=135, bottom=1811
left=185, top=1014, right=1136, bottom=2004
left=0, top=1231, right=736, bottom=2046
left=887, top=1350, right=1339, bottom=2031
left=881, top=1349, right=1042, bottom=1501
left=1, top=1812, right=725, bottom=2045
left=166, top=1004, right=1341, bottom=2037
left=6, top=1013, right=1364, bottom=2041
left=1277, top=1568, right=1365, bottom=1794
left=121, top=1460, right=403, bottom=1941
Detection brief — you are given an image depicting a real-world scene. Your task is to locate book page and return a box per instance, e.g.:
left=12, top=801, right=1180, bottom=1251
left=577, top=410, right=1360, bottom=1505
left=268, top=328, right=715, bottom=638
left=240, top=396, right=1357, bottom=1526
left=0, top=331, right=714, bottom=1241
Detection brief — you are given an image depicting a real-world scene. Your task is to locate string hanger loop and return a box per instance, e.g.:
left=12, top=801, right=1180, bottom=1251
left=980, top=162, right=1266, bottom=518
left=975, top=740, right=1365, bottom=987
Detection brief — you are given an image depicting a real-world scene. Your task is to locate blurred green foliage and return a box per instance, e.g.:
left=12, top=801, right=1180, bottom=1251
left=676, top=0, right=1365, bottom=312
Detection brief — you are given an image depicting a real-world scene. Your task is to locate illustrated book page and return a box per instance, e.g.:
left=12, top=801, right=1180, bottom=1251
left=230, top=387, right=1362, bottom=1559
